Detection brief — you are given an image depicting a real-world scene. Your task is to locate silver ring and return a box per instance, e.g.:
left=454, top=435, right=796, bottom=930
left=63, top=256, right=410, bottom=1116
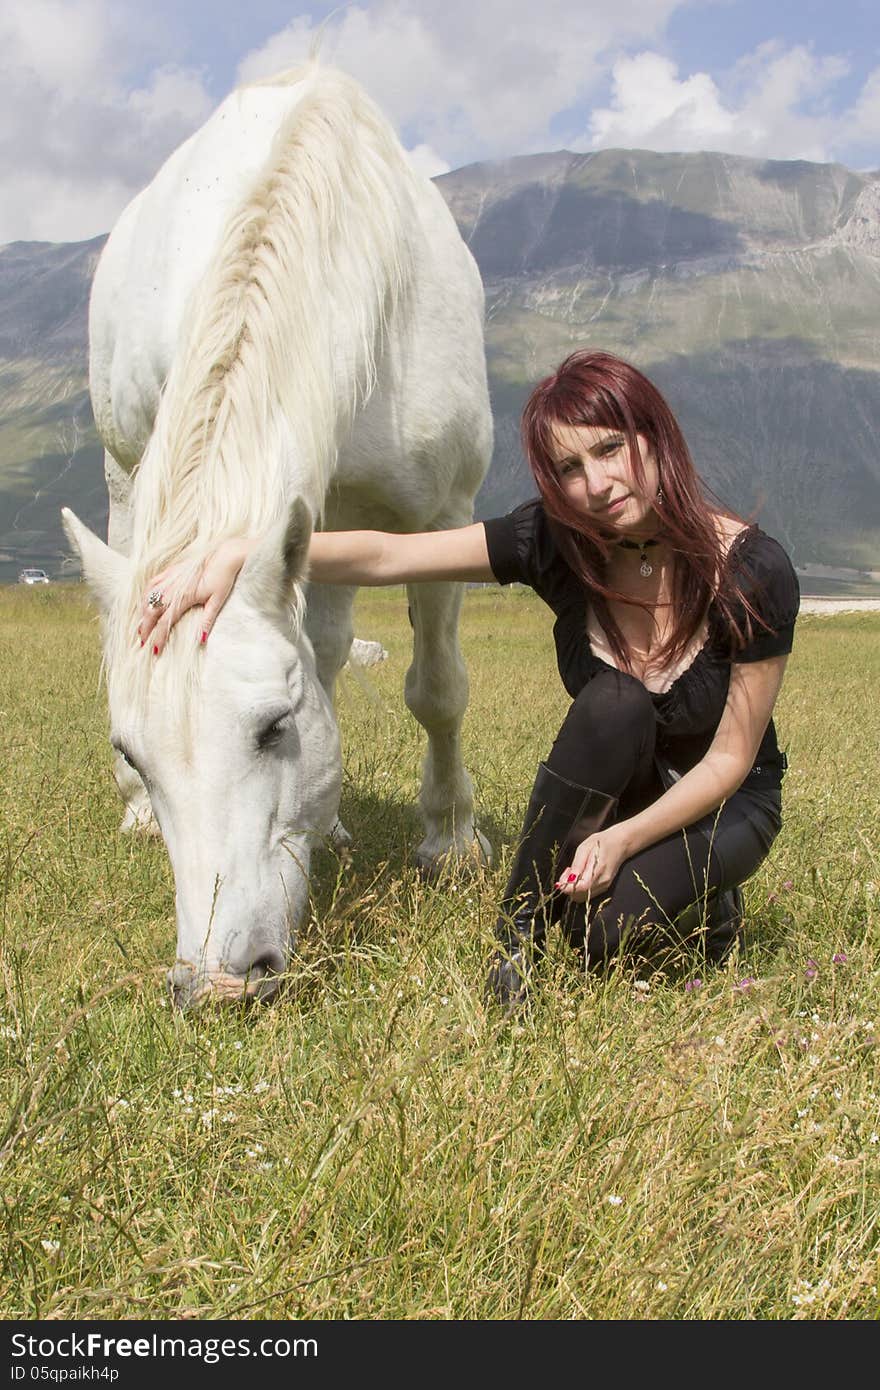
left=147, top=589, right=165, bottom=612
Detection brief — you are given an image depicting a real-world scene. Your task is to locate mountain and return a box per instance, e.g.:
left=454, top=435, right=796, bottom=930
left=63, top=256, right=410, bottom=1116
left=0, top=236, right=106, bottom=582
left=1, top=148, right=879, bottom=582
left=436, top=149, right=880, bottom=571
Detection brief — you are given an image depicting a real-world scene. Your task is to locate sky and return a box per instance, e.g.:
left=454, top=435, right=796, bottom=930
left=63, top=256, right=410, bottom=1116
left=1, top=0, right=877, bottom=244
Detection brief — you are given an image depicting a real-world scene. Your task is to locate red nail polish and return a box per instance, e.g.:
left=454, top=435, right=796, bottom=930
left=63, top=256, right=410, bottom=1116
left=200, top=630, right=207, bottom=644
left=567, top=873, right=577, bottom=883
left=152, top=645, right=159, bottom=656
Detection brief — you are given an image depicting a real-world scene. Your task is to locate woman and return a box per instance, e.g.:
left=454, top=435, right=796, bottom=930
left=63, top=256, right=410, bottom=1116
left=139, top=351, right=799, bottom=1011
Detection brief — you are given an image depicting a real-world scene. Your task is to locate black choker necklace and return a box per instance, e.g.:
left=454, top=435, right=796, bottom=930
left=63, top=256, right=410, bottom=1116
left=618, top=536, right=660, bottom=577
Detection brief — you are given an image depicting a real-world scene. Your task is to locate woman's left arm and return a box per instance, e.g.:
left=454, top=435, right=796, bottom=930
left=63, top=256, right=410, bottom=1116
left=558, top=655, right=789, bottom=900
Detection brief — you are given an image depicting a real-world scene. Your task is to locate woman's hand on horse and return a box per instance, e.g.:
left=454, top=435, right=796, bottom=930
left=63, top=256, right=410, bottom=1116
left=138, top=539, right=251, bottom=654
left=555, top=822, right=631, bottom=901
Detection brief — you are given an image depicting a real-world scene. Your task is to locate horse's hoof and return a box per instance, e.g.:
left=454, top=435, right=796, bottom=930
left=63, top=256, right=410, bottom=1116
left=414, top=831, right=493, bottom=882
left=329, top=818, right=353, bottom=850
left=119, top=809, right=161, bottom=837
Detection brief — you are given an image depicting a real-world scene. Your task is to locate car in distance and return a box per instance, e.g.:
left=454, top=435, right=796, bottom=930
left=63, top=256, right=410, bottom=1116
left=18, top=568, right=50, bottom=584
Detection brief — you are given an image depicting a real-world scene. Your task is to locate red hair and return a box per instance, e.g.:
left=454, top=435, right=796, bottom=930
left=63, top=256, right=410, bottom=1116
left=521, top=350, right=760, bottom=673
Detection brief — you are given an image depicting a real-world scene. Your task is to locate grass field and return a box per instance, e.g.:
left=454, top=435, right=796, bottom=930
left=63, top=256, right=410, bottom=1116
left=1, top=582, right=878, bottom=1320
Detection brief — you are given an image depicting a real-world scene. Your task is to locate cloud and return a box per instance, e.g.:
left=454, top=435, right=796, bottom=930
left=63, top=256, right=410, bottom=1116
left=0, top=0, right=213, bottom=243
left=583, top=44, right=862, bottom=163
left=2, top=1, right=877, bottom=245
left=236, top=0, right=684, bottom=166
left=587, top=53, right=736, bottom=152
left=843, top=67, right=880, bottom=164
left=405, top=144, right=451, bottom=180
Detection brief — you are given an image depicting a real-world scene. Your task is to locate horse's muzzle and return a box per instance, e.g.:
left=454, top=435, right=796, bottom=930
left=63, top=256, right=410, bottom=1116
left=168, top=953, right=286, bottom=1010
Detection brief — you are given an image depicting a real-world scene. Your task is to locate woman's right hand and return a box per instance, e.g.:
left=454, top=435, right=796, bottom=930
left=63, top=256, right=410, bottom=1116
left=138, top=538, right=252, bottom=655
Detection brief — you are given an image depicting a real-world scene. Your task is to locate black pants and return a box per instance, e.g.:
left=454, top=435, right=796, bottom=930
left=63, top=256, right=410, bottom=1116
left=544, top=670, right=782, bottom=966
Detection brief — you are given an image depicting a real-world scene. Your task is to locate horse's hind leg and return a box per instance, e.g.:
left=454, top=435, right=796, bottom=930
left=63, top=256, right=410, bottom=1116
left=405, top=576, right=490, bottom=874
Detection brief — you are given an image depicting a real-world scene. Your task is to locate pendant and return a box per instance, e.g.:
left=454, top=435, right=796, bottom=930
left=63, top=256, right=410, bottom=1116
left=640, top=556, right=653, bottom=578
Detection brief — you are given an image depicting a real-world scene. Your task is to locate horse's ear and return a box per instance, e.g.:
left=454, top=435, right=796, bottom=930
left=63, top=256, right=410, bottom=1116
left=238, top=498, right=313, bottom=611
left=61, top=507, right=129, bottom=614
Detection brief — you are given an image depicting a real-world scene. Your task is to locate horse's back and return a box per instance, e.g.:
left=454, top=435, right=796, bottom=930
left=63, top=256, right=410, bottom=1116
left=90, top=66, right=491, bottom=522
left=335, top=173, right=491, bottom=527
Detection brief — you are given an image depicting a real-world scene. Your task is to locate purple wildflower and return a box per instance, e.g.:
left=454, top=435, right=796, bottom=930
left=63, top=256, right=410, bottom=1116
left=832, top=952, right=848, bottom=965
left=735, top=977, right=756, bottom=993
left=804, top=959, right=819, bottom=981
left=782, top=880, right=794, bottom=892
left=684, top=978, right=702, bottom=993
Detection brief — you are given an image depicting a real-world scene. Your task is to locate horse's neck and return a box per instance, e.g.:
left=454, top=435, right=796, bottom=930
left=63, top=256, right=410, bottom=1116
left=126, top=70, right=416, bottom=568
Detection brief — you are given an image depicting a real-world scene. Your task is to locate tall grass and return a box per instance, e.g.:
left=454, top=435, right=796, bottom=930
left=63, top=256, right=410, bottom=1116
left=1, top=583, right=877, bottom=1319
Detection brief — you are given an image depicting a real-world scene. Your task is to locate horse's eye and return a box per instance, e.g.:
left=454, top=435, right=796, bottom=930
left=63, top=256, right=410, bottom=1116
left=257, top=714, right=292, bottom=750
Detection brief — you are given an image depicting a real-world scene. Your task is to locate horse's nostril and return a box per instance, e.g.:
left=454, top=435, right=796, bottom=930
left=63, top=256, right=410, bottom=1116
left=248, top=949, right=286, bottom=980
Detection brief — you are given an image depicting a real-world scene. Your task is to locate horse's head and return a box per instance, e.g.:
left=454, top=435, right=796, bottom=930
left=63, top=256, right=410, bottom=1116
left=63, top=500, right=342, bottom=1008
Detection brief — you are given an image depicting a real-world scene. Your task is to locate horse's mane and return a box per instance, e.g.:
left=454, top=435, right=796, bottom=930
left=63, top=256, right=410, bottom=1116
left=107, top=62, right=418, bottom=711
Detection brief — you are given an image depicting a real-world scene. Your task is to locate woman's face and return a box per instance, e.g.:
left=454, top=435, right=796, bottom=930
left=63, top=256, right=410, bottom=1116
left=548, top=421, right=661, bottom=536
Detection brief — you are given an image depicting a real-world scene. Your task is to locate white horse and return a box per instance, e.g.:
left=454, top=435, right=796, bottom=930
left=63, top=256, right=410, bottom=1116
left=63, top=63, right=493, bottom=1007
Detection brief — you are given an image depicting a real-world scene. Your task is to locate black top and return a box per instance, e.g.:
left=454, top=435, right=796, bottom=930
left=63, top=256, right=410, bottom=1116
left=483, top=498, right=800, bottom=789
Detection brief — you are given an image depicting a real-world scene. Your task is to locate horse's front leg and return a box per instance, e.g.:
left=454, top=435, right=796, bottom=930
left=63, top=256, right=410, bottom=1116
left=304, top=580, right=357, bottom=849
left=114, top=753, right=161, bottom=836
left=405, top=578, right=491, bottom=874
left=101, top=450, right=163, bottom=836
left=104, top=449, right=135, bottom=556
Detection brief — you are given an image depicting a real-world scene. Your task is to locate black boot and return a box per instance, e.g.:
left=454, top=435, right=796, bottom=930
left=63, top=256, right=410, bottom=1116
left=671, top=885, right=745, bottom=964
left=704, top=886, right=745, bottom=963
left=486, top=763, right=618, bottom=1014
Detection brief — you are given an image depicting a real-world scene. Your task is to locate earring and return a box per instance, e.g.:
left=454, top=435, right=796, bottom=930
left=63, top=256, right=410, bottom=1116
left=656, top=486, right=664, bottom=505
